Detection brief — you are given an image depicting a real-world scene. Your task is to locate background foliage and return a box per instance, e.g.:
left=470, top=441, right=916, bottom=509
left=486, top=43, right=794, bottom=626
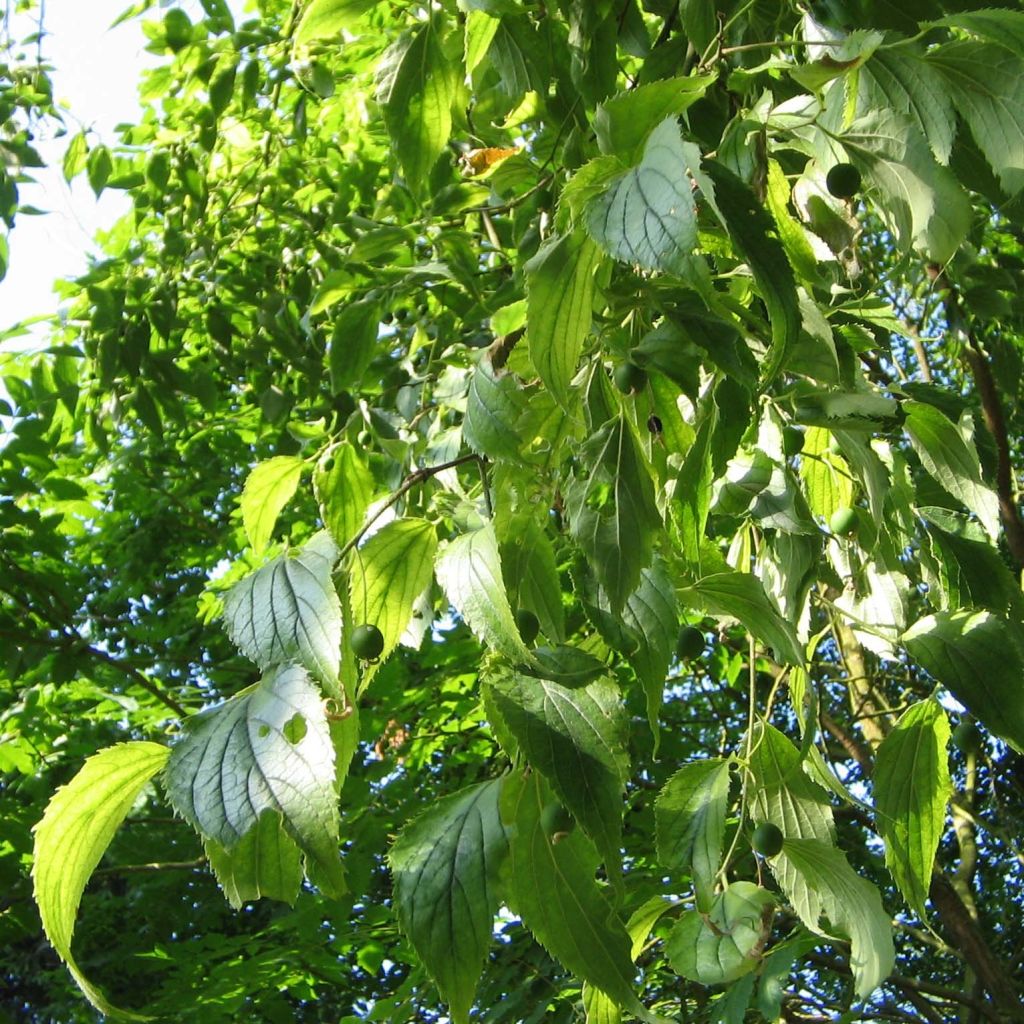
left=3, top=0, right=1024, bottom=1021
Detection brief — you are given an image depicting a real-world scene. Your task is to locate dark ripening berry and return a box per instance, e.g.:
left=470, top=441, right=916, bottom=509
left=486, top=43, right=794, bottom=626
left=826, top=162, right=861, bottom=199
left=782, top=426, right=804, bottom=457
left=540, top=801, right=575, bottom=841
left=515, top=608, right=540, bottom=645
left=752, top=822, right=784, bottom=858
left=350, top=623, right=384, bottom=661
left=952, top=721, right=983, bottom=755
left=829, top=506, right=859, bottom=537
left=614, top=361, right=647, bottom=395
left=676, top=624, right=705, bottom=661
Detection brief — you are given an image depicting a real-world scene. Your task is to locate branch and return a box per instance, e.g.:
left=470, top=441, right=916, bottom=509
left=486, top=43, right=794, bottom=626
left=337, top=454, right=480, bottom=561
left=927, top=263, right=1024, bottom=569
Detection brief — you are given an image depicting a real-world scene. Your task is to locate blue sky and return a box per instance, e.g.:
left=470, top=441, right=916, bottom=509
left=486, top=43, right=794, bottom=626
left=0, top=1, right=155, bottom=335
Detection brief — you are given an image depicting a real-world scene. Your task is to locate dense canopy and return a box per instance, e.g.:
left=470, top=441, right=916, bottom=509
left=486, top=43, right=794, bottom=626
left=3, top=1, right=1024, bottom=1022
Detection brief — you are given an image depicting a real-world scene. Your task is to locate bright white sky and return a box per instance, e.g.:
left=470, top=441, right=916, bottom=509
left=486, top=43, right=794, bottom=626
left=0, top=0, right=159, bottom=336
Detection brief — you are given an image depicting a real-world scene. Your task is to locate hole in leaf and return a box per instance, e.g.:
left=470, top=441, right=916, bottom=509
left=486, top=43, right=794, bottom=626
left=257, top=724, right=270, bottom=738
left=283, top=712, right=307, bottom=744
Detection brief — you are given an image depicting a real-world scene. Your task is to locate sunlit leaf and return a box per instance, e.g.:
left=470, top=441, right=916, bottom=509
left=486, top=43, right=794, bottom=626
left=33, top=742, right=170, bottom=1020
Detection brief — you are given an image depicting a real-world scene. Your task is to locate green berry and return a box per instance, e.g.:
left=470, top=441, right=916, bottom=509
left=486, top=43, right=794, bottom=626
left=614, top=361, right=647, bottom=395
left=515, top=608, right=540, bottom=645
left=351, top=623, right=384, bottom=661
left=676, top=624, right=705, bottom=661
left=829, top=506, right=859, bottom=537
left=782, top=426, right=804, bottom=458
left=952, top=721, right=983, bottom=755
left=826, top=163, right=861, bottom=199
left=540, top=801, right=575, bottom=841
left=752, top=822, right=784, bottom=858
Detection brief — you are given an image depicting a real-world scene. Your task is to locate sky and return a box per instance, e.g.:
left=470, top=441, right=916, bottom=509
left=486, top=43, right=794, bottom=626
left=0, top=1, right=157, bottom=337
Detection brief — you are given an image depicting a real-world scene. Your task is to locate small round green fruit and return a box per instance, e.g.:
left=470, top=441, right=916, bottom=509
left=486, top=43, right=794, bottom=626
left=952, top=721, right=983, bottom=755
left=752, top=822, right=784, bottom=858
left=676, top=624, right=705, bottom=661
left=829, top=506, right=859, bottom=537
left=540, top=801, right=575, bottom=841
left=350, top=623, right=384, bottom=661
left=515, top=608, right=540, bottom=645
left=782, top=426, right=805, bottom=458
left=614, top=361, right=647, bottom=396
left=826, top=163, right=861, bottom=199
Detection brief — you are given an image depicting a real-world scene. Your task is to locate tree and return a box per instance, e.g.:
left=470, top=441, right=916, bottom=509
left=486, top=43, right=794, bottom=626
left=3, top=0, right=1024, bottom=1021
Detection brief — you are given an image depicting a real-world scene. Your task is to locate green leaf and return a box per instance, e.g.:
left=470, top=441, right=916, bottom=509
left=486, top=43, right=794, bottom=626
left=486, top=668, right=629, bottom=877
left=932, top=8, right=1024, bottom=55
left=464, top=354, right=528, bottom=462
left=903, top=401, right=999, bottom=540
left=594, top=77, right=714, bottom=162
left=780, top=838, right=895, bottom=998
left=517, top=644, right=609, bottom=687
left=586, top=117, right=698, bottom=275
left=164, top=664, right=344, bottom=896
left=666, top=882, right=775, bottom=985
left=525, top=231, right=602, bottom=409
left=765, top=159, right=821, bottom=286
left=240, top=455, right=305, bottom=556
left=435, top=521, right=532, bottom=661
left=204, top=809, right=304, bottom=910
left=673, top=399, right=716, bottom=567
left=86, top=145, right=113, bottom=197
left=565, top=415, right=661, bottom=613
left=501, top=772, right=649, bottom=1018
left=326, top=297, right=381, bottom=380
left=679, top=573, right=804, bottom=667
left=621, top=561, right=678, bottom=745
left=874, top=698, right=951, bottom=918
left=799, top=427, right=853, bottom=521
left=314, top=442, right=375, bottom=549
left=33, top=741, right=170, bottom=1020
left=377, top=18, right=457, bottom=194
left=655, top=759, right=731, bottom=910
left=464, top=9, right=500, bottom=75
left=862, top=45, right=955, bottom=163
left=837, top=109, right=970, bottom=263
left=703, top=161, right=800, bottom=383
left=390, top=779, right=509, bottom=1024
left=919, top=508, right=1022, bottom=615
left=349, top=517, right=437, bottom=666
left=747, top=722, right=837, bottom=932
left=222, top=531, right=342, bottom=696
left=903, top=610, right=1024, bottom=752
left=294, top=0, right=375, bottom=44
left=928, top=41, right=1024, bottom=199
left=499, top=518, right=565, bottom=643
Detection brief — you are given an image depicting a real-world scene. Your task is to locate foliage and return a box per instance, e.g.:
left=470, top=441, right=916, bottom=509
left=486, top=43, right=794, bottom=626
left=3, top=0, right=1024, bottom=1021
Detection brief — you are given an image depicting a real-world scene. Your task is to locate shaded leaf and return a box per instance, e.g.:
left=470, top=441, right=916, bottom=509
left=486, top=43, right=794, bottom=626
left=204, top=809, right=304, bottom=910
left=655, top=759, right=731, bottom=910
left=436, top=522, right=532, bottom=661
left=666, top=882, right=775, bottom=985
left=486, top=668, right=629, bottom=877
left=390, top=778, right=509, bottom=1024
left=780, top=838, right=894, bottom=998
left=904, top=400, right=999, bottom=540
left=525, top=231, right=602, bottom=409
left=903, top=609, right=1024, bottom=752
